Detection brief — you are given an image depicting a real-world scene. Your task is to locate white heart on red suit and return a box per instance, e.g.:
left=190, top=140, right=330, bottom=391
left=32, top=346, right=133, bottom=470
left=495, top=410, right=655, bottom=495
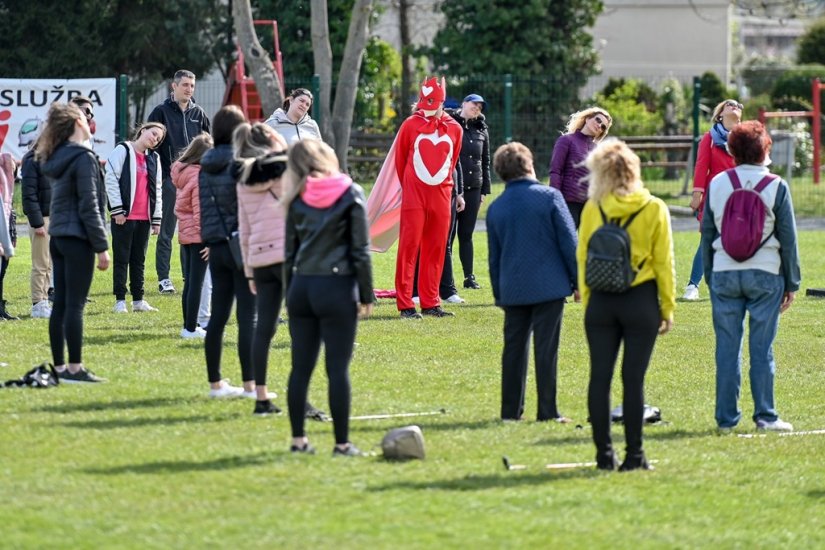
left=413, top=131, right=453, bottom=185
left=422, top=85, right=434, bottom=96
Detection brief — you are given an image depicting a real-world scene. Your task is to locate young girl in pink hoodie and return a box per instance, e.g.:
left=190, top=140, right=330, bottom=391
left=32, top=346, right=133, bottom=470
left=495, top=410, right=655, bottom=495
left=172, top=133, right=213, bottom=338
left=282, top=140, right=374, bottom=456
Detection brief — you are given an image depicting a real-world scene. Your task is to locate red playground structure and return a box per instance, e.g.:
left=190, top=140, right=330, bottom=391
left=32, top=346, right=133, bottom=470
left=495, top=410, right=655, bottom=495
left=223, top=20, right=285, bottom=122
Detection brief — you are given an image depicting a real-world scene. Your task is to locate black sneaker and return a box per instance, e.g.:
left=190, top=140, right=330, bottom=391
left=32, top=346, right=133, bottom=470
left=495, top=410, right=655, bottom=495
left=290, top=443, right=316, bottom=454
left=332, top=443, right=363, bottom=457
left=463, top=274, right=481, bottom=289
left=305, top=403, right=330, bottom=422
left=421, top=306, right=455, bottom=318
left=619, top=454, right=654, bottom=472
left=399, top=308, right=423, bottom=320
left=59, top=367, right=107, bottom=384
left=253, top=399, right=282, bottom=416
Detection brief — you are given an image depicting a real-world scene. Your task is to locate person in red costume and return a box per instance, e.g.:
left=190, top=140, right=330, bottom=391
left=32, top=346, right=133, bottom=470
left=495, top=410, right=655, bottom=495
left=393, top=77, right=463, bottom=319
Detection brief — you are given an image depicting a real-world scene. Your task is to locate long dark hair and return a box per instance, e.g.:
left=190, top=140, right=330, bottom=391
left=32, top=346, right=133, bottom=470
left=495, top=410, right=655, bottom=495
left=34, top=103, right=83, bottom=162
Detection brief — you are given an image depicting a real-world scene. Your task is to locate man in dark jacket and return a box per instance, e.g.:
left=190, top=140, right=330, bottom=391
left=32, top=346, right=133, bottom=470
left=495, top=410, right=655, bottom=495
left=486, top=142, right=578, bottom=422
left=147, top=69, right=211, bottom=294
left=21, top=147, right=53, bottom=318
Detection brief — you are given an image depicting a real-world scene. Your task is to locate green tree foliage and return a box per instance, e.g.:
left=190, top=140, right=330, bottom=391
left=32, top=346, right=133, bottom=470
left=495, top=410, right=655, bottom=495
left=593, top=79, right=661, bottom=137
left=698, top=71, right=729, bottom=112
left=357, top=38, right=402, bottom=130
left=797, top=18, right=825, bottom=65
left=770, top=65, right=825, bottom=111
left=600, top=78, right=658, bottom=112
left=427, top=0, right=603, bottom=166
left=0, top=0, right=227, bottom=81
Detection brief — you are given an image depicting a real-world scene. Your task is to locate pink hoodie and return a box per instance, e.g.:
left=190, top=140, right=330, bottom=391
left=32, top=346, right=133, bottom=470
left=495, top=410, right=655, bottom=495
left=172, top=161, right=203, bottom=245
left=302, top=173, right=352, bottom=209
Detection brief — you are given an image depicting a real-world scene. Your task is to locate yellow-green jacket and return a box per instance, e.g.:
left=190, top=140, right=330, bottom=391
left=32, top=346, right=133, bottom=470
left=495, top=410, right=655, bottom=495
left=576, top=188, right=676, bottom=321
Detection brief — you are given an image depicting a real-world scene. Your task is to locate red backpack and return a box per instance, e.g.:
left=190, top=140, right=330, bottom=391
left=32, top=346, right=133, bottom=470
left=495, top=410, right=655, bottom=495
left=720, top=169, right=777, bottom=262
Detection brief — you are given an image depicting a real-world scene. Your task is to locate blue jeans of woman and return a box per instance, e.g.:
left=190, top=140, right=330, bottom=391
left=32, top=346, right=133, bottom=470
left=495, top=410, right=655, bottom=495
left=710, top=269, right=784, bottom=428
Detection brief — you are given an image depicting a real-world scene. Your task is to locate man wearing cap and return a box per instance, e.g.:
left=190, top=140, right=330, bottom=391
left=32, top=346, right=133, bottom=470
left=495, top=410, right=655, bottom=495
left=449, top=93, right=491, bottom=292
left=393, top=77, right=463, bottom=319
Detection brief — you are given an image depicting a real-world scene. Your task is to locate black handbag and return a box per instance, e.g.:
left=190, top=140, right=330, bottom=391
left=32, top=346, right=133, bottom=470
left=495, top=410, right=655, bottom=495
left=205, top=179, right=244, bottom=271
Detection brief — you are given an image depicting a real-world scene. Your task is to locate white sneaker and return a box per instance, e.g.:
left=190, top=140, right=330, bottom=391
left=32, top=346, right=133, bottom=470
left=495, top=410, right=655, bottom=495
left=412, top=296, right=420, bottom=304
left=208, top=379, right=244, bottom=399
left=445, top=294, right=465, bottom=304
left=756, top=418, right=794, bottom=432
left=241, top=390, right=277, bottom=400
left=31, top=300, right=52, bottom=319
left=113, top=300, right=128, bottom=313
left=158, top=279, right=176, bottom=294
left=181, top=327, right=207, bottom=339
left=132, top=300, right=158, bottom=312
left=682, top=284, right=699, bottom=301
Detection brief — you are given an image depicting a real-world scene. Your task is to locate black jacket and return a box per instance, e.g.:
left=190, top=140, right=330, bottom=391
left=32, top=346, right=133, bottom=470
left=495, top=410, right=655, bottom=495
left=449, top=110, right=491, bottom=194
left=41, top=143, right=109, bottom=253
left=21, top=149, right=50, bottom=228
left=199, top=144, right=239, bottom=245
left=284, top=184, right=374, bottom=304
left=147, top=96, right=211, bottom=179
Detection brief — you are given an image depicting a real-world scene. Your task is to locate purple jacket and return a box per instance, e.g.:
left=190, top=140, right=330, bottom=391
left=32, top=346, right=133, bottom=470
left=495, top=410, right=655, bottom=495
left=548, top=131, right=595, bottom=204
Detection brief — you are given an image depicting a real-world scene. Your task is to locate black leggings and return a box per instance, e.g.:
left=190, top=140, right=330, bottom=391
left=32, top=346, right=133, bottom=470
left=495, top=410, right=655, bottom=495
left=566, top=201, right=584, bottom=229
left=181, top=243, right=208, bottom=331
left=287, top=275, right=358, bottom=444
left=251, top=263, right=284, bottom=387
left=0, top=256, right=8, bottom=300
left=204, top=242, right=256, bottom=384
left=455, top=187, right=482, bottom=278
left=111, top=220, right=150, bottom=301
left=49, top=237, right=95, bottom=365
left=585, top=281, right=660, bottom=462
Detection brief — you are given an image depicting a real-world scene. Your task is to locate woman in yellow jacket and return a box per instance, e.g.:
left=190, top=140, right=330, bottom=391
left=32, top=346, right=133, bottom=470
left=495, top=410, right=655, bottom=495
left=576, top=140, right=676, bottom=471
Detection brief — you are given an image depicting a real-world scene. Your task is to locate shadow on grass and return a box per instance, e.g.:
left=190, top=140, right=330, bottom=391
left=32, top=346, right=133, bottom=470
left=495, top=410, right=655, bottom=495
left=348, top=418, right=500, bottom=435
left=60, top=414, right=232, bottom=430
left=369, top=469, right=600, bottom=492
left=81, top=451, right=277, bottom=475
left=533, top=426, right=711, bottom=446
left=35, top=396, right=190, bottom=414
left=806, top=489, right=825, bottom=499
left=84, top=332, right=174, bottom=345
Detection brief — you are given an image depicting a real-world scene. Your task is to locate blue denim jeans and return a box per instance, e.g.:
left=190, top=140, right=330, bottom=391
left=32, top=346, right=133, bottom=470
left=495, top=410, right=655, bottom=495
left=710, top=269, right=784, bottom=428
left=688, top=239, right=703, bottom=286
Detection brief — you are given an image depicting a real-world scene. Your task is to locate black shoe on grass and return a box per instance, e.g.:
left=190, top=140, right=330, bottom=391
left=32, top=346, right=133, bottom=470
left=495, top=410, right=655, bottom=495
left=333, top=443, right=363, bottom=457
left=290, top=443, right=316, bottom=454
left=400, top=308, right=423, bottom=320
left=463, top=274, right=481, bottom=289
left=59, top=368, right=106, bottom=384
left=305, top=403, right=330, bottom=422
left=253, top=399, right=282, bottom=416
left=421, top=306, right=455, bottom=318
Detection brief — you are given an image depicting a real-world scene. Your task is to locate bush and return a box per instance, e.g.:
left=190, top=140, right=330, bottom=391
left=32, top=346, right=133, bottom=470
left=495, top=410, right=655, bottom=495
left=592, top=79, right=662, bottom=136
left=698, top=71, right=730, bottom=110
left=770, top=65, right=825, bottom=111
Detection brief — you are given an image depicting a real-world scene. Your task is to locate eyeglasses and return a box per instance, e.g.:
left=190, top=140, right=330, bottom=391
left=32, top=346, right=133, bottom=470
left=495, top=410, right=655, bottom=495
left=593, top=115, right=607, bottom=131
left=724, top=101, right=743, bottom=110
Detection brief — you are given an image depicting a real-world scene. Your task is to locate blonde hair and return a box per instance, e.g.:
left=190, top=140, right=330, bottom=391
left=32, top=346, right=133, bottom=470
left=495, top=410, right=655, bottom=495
left=34, top=103, right=83, bottom=162
left=233, top=122, right=285, bottom=160
left=565, top=107, right=612, bottom=141
left=176, top=133, right=213, bottom=165
left=281, top=140, right=340, bottom=206
left=585, top=139, right=642, bottom=202
left=711, top=98, right=740, bottom=123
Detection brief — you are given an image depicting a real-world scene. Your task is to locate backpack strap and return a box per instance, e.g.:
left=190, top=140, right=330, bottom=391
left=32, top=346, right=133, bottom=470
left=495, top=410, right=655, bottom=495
left=754, top=174, right=778, bottom=192
left=726, top=168, right=742, bottom=190
left=598, top=204, right=608, bottom=225
left=621, top=200, right=651, bottom=229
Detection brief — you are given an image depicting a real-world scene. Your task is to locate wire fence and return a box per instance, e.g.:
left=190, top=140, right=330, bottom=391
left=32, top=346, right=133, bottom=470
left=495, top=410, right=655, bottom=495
left=125, top=73, right=825, bottom=217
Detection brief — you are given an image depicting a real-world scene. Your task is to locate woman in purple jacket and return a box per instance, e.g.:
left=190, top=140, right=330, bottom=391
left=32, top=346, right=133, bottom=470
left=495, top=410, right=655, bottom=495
left=548, top=107, right=612, bottom=228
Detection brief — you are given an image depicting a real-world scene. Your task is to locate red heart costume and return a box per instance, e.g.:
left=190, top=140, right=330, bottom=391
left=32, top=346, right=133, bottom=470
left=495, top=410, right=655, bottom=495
left=393, top=78, right=463, bottom=311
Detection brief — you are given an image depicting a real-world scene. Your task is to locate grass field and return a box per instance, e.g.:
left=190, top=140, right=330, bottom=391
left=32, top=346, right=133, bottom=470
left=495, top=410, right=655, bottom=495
left=1, top=229, right=825, bottom=548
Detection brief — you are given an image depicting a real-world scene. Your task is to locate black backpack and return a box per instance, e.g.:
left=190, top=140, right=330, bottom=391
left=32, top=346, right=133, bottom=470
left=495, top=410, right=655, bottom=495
left=585, top=201, right=650, bottom=293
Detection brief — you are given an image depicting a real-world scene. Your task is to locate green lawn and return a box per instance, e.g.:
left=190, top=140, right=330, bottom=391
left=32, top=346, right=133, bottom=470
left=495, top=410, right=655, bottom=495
left=1, top=230, right=824, bottom=548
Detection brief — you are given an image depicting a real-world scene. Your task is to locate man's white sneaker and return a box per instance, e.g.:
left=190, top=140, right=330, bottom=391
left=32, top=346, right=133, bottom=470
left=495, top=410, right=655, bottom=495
left=756, top=418, right=794, bottom=432
left=208, top=380, right=244, bottom=399
left=445, top=294, right=465, bottom=304
left=132, top=300, right=158, bottom=312
left=113, top=300, right=128, bottom=314
left=241, top=390, right=277, bottom=400
left=31, top=300, right=52, bottom=319
left=181, top=327, right=207, bottom=339
left=682, top=284, right=700, bottom=301
left=158, top=279, right=176, bottom=294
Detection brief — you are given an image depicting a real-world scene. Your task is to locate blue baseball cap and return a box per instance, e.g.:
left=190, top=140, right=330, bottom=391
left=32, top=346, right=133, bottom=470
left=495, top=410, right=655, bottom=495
left=463, top=93, right=485, bottom=108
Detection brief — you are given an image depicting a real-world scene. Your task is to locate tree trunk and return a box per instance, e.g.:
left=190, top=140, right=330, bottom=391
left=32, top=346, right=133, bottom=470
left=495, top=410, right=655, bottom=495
left=331, top=0, right=374, bottom=172
left=399, top=0, right=413, bottom=124
left=310, top=0, right=334, bottom=145
left=232, top=0, right=283, bottom=118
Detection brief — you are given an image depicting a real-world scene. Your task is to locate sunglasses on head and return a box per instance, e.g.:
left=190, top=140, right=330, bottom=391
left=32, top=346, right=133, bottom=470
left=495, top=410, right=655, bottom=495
left=593, top=115, right=607, bottom=131
left=83, top=107, right=94, bottom=120
left=724, top=101, right=743, bottom=110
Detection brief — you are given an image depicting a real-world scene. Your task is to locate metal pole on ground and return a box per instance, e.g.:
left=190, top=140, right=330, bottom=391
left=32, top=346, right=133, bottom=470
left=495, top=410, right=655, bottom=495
left=117, top=74, right=128, bottom=142
left=503, top=74, right=512, bottom=143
